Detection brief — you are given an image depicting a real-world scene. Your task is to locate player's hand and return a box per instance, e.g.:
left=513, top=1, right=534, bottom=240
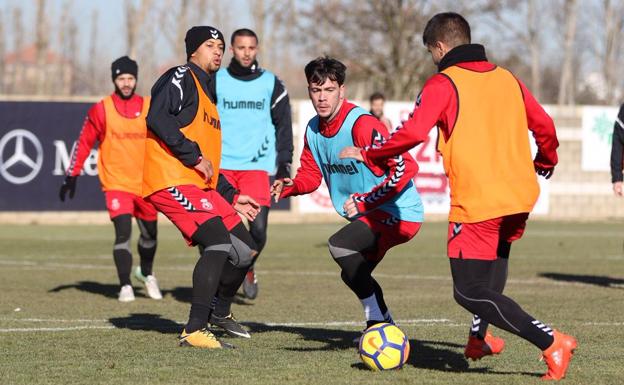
left=614, top=182, right=623, bottom=196
left=59, top=176, right=77, bottom=201
left=535, top=166, right=554, bottom=179
left=343, top=194, right=360, bottom=219
left=270, top=178, right=293, bottom=203
left=234, top=194, right=260, bottom=221
left=339, top=146, right=364, bottom=162
left=193, top=157, right=214, bottom=183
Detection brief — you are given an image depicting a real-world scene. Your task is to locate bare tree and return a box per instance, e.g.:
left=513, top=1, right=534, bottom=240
left=88, top=9, right=99, bottom=95
left=480, top=0, right=546, bottom=100
left=0, top=10, right=5, bottom=93
left=57, top=0, right=79, bottom=95
left=159, top=0, right=192, bottom=59
left=10, top=7, right=25, bottom=94
left=527, top=0, right=541, bottom=100
left=136, top=16, right=158, bottom=95
left=125, top=0, right=153, bottom=58
left=298, top=0, right=435, bottom=100
left=557, top=0, right=578, bottom=105
left=603, top=0, right=624, bottom=104
left=35, top=0, right=49, bottom=95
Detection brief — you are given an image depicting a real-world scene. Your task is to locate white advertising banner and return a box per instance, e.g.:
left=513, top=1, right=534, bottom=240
left=581, top=106, right=619, bottom=171
left=294, top=100, right=549, bottom=216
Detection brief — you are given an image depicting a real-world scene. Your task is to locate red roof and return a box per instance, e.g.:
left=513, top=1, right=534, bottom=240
left=4, top=44, right=68, bottom=65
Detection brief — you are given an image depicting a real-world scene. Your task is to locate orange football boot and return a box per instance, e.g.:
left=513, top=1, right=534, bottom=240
left=541, top=330, right=577, bottom=380
left=464, top=331, right=505, bottom=360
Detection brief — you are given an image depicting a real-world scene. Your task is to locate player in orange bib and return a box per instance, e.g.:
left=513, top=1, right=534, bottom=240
left=144, top=26, right=260, bottom=348
left=60, top=56, right=162, bottom=303
left=341, top=13, right=577, bottom=380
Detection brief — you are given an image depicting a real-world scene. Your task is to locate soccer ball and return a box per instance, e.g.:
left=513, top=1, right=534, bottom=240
left=358, top=323, right=410, bottom=371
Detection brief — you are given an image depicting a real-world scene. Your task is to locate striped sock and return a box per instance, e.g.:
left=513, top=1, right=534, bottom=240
left=532, top=319, right=554, bottom=336
left=470, top=315, right=482, bottom=337
left=519, top=317, right=555, bottom=350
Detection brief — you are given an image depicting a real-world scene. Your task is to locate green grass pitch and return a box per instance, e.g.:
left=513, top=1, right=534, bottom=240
left=0, top=221, right=623, bottom=384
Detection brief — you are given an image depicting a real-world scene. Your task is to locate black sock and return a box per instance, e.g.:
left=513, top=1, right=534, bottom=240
left=519, top=317, right=555, bottom=350
left=113, top=249, right=132, bottom=286
left=137, top=219, right=157, bottom=276
left=138, top=243, right=156, bottom=276
left=213, top=262, right=248, bottom=317
left=186, top=250, right=229, bottom=333
left=112, top=215, right=133, bottom=286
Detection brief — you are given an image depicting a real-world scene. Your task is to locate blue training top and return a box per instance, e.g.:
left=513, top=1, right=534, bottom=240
left=216, top=68, right=277, bottom=173
left=305, top=106, right=423, bottom=222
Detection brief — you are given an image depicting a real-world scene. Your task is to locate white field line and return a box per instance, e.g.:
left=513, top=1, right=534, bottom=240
left=1, top=318, right=623, bottom=333
left=0, top=259, right=618, bottom=288
left=0, top=325, right=117, bottom=332
left=0, top=318, right=453, bottom=333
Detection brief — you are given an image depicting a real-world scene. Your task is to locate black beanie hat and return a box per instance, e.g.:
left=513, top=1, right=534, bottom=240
left=185, top=26, right=225, bottom=60
left=111, top=56, right=138, bottom=81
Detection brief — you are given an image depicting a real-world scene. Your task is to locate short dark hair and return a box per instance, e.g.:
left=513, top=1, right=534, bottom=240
left=422, top=12, right=471, bottom=48
left=304, top=56, right=347, bottom=86
left=231, top=28, right=258, bottom=45
left=369, top=92, right=385, bottom=103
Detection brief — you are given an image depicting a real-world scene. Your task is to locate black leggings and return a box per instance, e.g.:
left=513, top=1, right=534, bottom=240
left=248, top=206, right=269, bottom=261
left=185, top=217, right=232, bottom=332
left=112, top=214, right=133, bottom=286
left=450, top=257, right=553, bottom=350
left=213, top=222, right=258, bottom=316
left=327, top=220, right=388, bottom=317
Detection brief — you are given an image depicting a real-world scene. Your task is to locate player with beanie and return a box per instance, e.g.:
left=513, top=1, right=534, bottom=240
left=143, top=26, right=260, bottom=348
left=60, top=56, right=162, bottom=303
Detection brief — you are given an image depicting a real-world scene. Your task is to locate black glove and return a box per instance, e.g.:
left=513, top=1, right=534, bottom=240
left=59, top=176, right=77, bottom=201
left=275, top=162, right=291, bottom=180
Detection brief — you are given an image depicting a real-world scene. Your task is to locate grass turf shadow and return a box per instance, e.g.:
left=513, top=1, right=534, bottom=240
left=539, top=272, right=624, bottom=288
left=48, top=280, right=148, bottom=299
left=350, top=339, right=541, bottom=377
left=244, top=323, right=541, bottom=377
left=165, top=286, right=252, bottom=305
left=108, top=313, right=181, bottom=334
left=244, top=322, right=360, bottom=351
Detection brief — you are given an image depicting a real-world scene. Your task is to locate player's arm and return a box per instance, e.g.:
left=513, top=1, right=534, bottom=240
left=610, top=105, right=624, bottom=195
left=271, top=136, right=322, bottom=201
left=146, top=68, right=203, bottom=168
left=271, top=76, right=294, bottom=179
left=517, top=78, right=559, bottom=179
left=340, top=76, right=450, bottom=167
left=216, top=173, right=239, bottom=204
left=59, top=103, right=105, bottom=201
left=216, top=173, right=260, bottom=221
left=344, top=116, right=418, bottom=217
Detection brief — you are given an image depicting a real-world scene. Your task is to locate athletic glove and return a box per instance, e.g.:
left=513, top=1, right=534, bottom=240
left=59, top=176, right=77, bottom=201
left=275, top=162, right=291, bottom=180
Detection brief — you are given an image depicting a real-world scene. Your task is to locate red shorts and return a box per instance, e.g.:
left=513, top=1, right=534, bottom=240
left=447, top=213, right=529, bottom=260
left=146, top=185, right=241, bottom=246
left=357, top=210, right=422, bottom=262
left=104, top=190, right=158, bottom=221
left=220, top=169, right=271, bottom=207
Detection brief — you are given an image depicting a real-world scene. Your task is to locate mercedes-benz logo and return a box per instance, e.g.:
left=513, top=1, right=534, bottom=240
left=0, top=129, right=44, bottom=184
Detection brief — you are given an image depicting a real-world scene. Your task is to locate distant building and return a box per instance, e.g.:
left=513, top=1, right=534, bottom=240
left=2, top=44, right=73, bottom=96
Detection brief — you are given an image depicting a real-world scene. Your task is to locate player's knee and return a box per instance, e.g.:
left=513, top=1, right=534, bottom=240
left=112, top=214, right=132, bottom=247
left=327, top=234, right=357, bottom=261
left=137, top=220, right=157, bottom=248
left=228, top=233, right=257, bottom=268
left=191, top=217, right=232, bottom=254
